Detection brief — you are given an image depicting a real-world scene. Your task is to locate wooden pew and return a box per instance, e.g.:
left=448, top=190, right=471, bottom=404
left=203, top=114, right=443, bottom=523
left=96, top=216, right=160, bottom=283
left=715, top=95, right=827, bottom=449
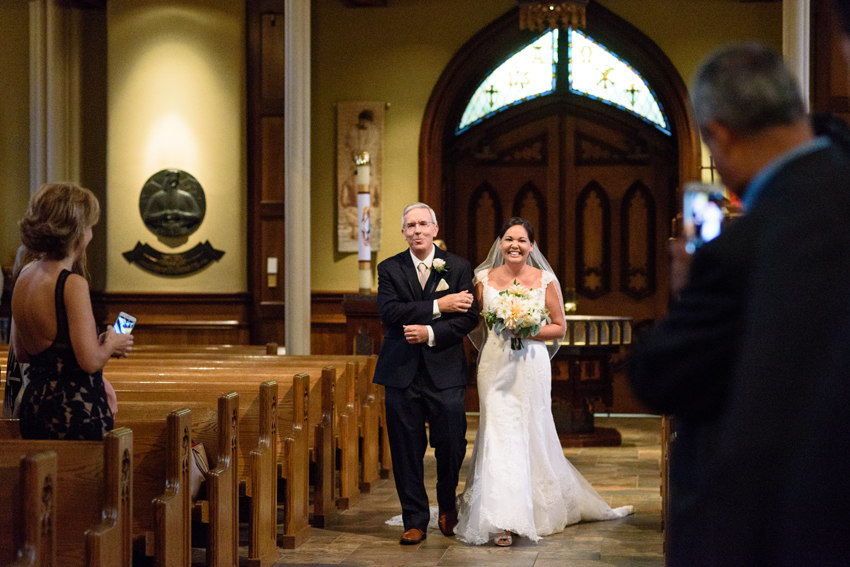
left=111, top=376, right=309, bottom=553
left=0, top=450, right=56, bottom=566
left=336, top=361, right=360, bottom=510
left=116, top=393, right=239, bottom=567
left=107, top=360, right=344, bottom=527
left=114, top=379, right=287, bottom=560
left=0, top=428, right=134, bottom=567
left=132, top=343, right=279, bottom=356
left=108, top=353, right=382, bottom=495
left=280, top=374, right=310, bottom=551
left=117, top=410, right=192, bottom=567
left=311, top=367, right=336, bottom=528
left=4, top=349, right=378, bottom=514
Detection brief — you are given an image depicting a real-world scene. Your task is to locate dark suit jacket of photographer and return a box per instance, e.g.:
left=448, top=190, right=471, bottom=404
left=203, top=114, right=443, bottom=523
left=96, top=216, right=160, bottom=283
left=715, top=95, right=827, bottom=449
left=629, top=141, right=850, bottom=566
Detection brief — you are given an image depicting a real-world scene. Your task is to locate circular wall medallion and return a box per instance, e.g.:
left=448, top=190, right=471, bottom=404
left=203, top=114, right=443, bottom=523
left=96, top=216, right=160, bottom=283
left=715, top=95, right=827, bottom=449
left=139, top=169, right=206, bottom=237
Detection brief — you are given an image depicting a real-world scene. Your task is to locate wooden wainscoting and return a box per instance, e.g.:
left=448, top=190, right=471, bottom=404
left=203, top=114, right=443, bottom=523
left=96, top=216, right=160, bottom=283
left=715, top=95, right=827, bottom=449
left=93, top=292, right=252, bottom=345
left=91, top=291, right=353, bottom=353
left=310, top=291, right=349, bottom=355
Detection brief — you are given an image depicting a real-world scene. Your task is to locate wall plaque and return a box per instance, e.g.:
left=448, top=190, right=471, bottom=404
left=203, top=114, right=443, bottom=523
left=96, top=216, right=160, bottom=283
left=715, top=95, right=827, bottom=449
left=124, top=169, right=224, bottom=276
left=139, top=169, right=206, bottom=237
left=123, top=241, right=224, bottom=276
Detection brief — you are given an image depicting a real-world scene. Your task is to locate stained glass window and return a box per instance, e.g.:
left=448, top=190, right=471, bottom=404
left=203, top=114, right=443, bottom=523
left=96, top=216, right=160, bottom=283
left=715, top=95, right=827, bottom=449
left=456, top=27, right=671, bottom=136
left=568, top=29, right=669, bottom=134
left=456, top=29, right=558, bottom=134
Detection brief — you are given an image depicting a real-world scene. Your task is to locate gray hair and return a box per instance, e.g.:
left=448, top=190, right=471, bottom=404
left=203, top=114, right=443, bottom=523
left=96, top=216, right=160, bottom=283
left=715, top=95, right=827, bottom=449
left=691, top=43, right=805, bottom=136
left=401, top=202, right=438, bottom=228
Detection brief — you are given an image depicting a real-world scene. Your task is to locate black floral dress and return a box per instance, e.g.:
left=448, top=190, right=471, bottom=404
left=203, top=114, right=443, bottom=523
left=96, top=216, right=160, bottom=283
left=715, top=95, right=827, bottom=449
left=18, top=270, right=113, bottom=440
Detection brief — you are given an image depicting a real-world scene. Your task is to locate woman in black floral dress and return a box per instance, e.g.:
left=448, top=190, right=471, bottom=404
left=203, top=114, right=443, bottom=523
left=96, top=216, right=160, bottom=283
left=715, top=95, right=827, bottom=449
left=11, top=183, right=133, bottom=440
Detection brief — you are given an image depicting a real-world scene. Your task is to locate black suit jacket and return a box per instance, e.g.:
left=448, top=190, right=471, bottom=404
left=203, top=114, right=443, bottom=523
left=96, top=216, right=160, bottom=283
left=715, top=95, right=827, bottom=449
left=373, top=246, right=479, bottom=390
left=630, top=143, right=850, bottom=566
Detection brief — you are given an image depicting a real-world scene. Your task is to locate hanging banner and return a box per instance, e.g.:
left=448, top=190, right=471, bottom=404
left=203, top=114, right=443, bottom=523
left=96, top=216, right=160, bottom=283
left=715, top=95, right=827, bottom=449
left=337, top=101, right=384, bottom=253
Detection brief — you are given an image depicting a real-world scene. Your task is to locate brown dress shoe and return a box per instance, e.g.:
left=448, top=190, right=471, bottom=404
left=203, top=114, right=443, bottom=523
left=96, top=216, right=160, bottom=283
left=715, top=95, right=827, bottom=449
left=438, top=508, right=458, bottom=537
left=400, top=528, right=427, bottom=545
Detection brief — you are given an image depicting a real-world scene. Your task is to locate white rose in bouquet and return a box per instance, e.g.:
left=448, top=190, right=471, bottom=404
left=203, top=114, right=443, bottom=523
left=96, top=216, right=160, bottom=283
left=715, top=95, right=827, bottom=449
left=483, top=280, right=551, bottom=350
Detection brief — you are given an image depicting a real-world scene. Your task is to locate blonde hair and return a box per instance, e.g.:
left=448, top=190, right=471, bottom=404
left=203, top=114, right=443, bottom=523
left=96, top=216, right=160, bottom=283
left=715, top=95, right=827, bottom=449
left=20, top=183, right=100, bottom=270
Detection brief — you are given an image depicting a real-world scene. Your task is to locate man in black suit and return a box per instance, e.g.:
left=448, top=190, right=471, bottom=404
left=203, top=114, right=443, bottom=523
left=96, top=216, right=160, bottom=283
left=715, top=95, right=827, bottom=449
left=375, top=202, right=479, bottom=545
left=629, top=43, right=850, bottom=565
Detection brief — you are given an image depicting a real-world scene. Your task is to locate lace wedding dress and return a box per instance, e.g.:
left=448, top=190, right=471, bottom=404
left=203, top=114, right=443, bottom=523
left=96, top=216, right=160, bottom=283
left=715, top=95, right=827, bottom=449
left=454, top=269, right=633, bottom=544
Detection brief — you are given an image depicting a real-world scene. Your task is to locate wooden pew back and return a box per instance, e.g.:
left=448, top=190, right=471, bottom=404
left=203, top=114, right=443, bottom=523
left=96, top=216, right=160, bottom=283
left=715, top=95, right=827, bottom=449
left=0, top=450, right=56, bottom=566
left=117, top=411, right=191, bottom=566
left=116, top=393, right=239, bottom=567
left=0, top=428, right=134, bottom=567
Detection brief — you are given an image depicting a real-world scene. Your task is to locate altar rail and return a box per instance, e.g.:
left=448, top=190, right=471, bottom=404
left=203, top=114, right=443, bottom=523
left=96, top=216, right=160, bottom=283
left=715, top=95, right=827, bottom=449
left=561, top=315, right=632, bottom=347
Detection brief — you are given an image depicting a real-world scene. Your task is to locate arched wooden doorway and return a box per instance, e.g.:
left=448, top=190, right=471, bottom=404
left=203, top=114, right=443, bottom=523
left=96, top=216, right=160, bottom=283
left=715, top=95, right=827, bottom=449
left=420, top=2, right=699, bottom=328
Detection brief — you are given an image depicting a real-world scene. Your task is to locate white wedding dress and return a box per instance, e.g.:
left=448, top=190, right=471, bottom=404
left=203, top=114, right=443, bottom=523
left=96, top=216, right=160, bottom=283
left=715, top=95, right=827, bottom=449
left=454, top=269, right=633, bottom=544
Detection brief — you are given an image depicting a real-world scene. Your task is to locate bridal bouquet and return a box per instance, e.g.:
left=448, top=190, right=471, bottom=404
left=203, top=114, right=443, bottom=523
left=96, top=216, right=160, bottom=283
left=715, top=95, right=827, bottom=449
left=483, top=280, right=551, bottom=350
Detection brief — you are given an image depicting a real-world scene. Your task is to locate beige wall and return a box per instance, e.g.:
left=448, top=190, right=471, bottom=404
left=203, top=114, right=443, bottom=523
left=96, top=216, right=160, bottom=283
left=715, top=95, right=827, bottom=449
left=106, top=0, right=247, bottom=292
left=0, top=1, right=30, bottom=274
left=310, top=0, right=783, bottom=292
left=596, top=0, right=783, bottom=86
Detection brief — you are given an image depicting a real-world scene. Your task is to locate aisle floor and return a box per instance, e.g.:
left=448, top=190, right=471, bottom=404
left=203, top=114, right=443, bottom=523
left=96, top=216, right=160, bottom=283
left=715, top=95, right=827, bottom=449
left=245, top=416, right=663, bottom=567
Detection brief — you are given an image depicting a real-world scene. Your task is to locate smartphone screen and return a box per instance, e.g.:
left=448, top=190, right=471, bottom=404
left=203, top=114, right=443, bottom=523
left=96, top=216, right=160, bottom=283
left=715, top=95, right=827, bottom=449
left=683, top=182, right=729, bottom=254
left=113, top=312, right=136, bottom=334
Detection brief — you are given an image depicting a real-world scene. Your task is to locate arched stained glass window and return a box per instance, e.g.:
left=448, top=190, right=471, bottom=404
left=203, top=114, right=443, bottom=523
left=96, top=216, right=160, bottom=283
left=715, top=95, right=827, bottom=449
left=456, top=29, right=558, bottom=134
left=568, top=29, right=669, bottom=134
left=456, top=27, right=670, bottom=136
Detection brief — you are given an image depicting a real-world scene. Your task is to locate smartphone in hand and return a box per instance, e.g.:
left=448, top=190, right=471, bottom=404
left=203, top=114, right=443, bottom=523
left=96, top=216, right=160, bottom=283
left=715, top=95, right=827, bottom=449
left=683, top=182, right=730, bottom=254
left=113, top=312, right=136, bottom=334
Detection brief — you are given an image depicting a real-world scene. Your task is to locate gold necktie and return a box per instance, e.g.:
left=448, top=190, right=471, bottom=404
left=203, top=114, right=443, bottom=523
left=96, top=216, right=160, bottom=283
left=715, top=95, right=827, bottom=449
left=418, top=262, right=428, bottom=289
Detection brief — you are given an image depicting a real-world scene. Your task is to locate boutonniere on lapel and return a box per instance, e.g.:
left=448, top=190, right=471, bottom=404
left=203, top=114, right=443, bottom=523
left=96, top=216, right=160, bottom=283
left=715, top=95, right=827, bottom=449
left=432, top=258, right=448, bottom=273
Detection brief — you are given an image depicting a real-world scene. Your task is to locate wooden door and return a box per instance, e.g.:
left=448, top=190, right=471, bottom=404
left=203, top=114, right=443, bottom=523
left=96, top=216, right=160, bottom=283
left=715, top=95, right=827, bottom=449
left=446, top=108, right=675, bottom=325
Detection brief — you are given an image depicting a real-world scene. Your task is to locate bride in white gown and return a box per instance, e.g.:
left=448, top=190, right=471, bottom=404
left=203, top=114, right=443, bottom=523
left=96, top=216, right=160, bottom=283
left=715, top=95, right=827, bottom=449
left=455, top=217, right=633, bottom=546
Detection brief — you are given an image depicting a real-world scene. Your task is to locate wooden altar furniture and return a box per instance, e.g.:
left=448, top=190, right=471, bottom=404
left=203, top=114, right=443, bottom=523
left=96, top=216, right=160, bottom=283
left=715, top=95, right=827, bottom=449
left=550, top=316, right=632, bottom=447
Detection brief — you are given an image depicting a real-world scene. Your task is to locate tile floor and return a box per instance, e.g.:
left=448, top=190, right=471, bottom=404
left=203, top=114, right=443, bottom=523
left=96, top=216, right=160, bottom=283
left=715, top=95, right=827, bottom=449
left=236, top=416, right=663, bottom=567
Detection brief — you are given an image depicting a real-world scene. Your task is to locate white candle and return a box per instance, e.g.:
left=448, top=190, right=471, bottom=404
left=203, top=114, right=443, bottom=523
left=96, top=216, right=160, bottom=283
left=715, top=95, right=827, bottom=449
left=355, top=151, right=372, bottom=292
left=356, top=162, right=370, bottom=186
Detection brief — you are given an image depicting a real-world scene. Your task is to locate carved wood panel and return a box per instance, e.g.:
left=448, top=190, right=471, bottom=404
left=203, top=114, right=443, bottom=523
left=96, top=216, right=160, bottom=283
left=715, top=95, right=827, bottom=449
left=467, top=182, right=503, bottom=265
left=620, top=181, right=656, bottom=299
left=513, top=182, right=547, bottom=254
left=576, top=181, right=611, bottom=299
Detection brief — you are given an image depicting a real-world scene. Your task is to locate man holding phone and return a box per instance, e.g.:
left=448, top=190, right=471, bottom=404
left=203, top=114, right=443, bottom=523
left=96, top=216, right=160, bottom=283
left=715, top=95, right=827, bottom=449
left=629, top=43, right=850, bottom=564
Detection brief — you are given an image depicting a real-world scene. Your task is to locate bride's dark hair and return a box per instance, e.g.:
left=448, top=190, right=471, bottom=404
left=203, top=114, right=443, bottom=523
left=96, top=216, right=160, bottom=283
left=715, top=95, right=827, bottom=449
left=499, top=217, right=534, bottom=243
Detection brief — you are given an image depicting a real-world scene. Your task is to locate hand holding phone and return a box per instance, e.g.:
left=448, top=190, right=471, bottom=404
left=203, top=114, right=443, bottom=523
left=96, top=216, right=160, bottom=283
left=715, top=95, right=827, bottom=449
left=113, top=312, right=136, bottom=335
left=683, top=182, right=729, bottom=254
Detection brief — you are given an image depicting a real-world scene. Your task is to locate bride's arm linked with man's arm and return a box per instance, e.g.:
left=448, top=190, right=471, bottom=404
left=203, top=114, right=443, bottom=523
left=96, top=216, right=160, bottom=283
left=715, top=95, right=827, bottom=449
left=376, top=252, right=478, bottom=347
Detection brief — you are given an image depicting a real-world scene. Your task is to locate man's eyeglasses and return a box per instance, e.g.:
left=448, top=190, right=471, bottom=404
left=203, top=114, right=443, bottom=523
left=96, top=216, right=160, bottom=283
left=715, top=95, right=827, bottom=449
left=404, top=221, right=433, bottom=231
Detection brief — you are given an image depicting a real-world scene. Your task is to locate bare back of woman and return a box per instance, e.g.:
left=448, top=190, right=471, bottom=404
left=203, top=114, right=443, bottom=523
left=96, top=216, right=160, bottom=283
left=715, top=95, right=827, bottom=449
left=11, top=261, right=62, bottom=359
